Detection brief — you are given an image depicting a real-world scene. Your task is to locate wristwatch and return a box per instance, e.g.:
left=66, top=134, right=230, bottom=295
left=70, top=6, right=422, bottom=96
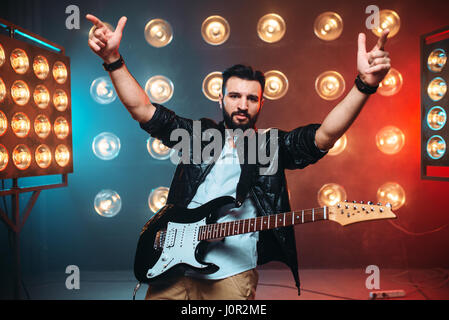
left=355, top=75, right=378, bottom=95
left=102, top=55, right=124, bottom=72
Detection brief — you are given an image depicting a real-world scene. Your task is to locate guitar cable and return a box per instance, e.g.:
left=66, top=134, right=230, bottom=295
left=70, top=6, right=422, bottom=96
left=132, top=282, right=142, bottom=300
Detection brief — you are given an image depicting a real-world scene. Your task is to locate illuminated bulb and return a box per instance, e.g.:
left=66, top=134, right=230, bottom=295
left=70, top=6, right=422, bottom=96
left=257, top=13, right=286, bottom=43
left=54, top=117, right=69, bottom=139
left=92, top=132, right=121, bottom=160
left=372, top=10, right=400, bottom=38
left=35, top=144, right=52, bottom=168
left=148, top=186, right=169, bottom=213
left=428, top=49, right=447, bottom=73
left=426, top=135, right=446, bottom=160
left=11, top=112, right=30, bottom=138
left=55, top=144, right=70, bottom=167
left=12, top=144, right=32, bottom=170
left=328, top=134, right=347, bottom=156
left=314, top=12, right=343, bottom=41
left=145, top=75, right=174, bottom=103
left=0, top=44, right=5, bottom=67
left=317, top=183, right=347, bottom=207
left=264, top=70, right=288, bottom=100
left=427, top=106, right=447, bottom=131
left=315, top=71, right=345, bottom=100
left=33, top=55, right=50, bottom=80
left=33, top=85, right=50, bottom=109
left=90, top=76, right=117, bottom=104
left=53, top=89, right=69, bottom=111
left=147, top=137, right=174, bottom=160
left=52, top=61, right=68, bottom=84
left=0, top=110, right=7, bottom=137
left=34, top=114, right=51, bottom=139
left=376, top=126, right=405, bottom=155
left=427, top=77, right=447, bottom=101
left=0, top=77, right=5, bottom=103
left=201, top=16, right=230, bottom=45
left=144, top=19, right=173, bottom=48
left=202, top=71, right=223, bottom=101
left=11, top=80, right=30, bottom=106
left=377, top=182, right=406, bottom=210
left=378, top=68, right=403, bottom=96
left=94, top=189, right=122, bottom=217
left=0, top=144, right=8, bottom=171
left=10, top=48, right=29, bottom=74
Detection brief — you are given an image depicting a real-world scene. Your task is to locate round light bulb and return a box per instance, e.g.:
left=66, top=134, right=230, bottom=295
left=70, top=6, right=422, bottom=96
left=427, top=77, right=447, bottom=102
left=427, top=49, right=447, bottom=73
left=148, top=186, right=169, bottom=213
left=0, top=110, right=7, bottom=137
left=11, top=80, right=30, bottom=106
left=378, top=68, right=403, bottom=96
left=12, top=144, right=32, bottom=170
left=92, top=132, right=121, bottom=160
left=264, top=70, right=289, bottom=100
left=314, top=12, right=343, bottom=41
left=427, top=106, right=447, bottom=131
left=426, top=135, right=446, bottom=160
left=145, top=75, right=174, bottom=103
left=201, top=16, right=230, bottom=45
left=376, top=126, right=405, bottom=155
left=52, top=61, right=68, bottom=84
left=10, top=48, right=29, bottom=74
left=0, top=77, right=5, bottom=103
left=257, top=13, right=286, bottom=43
left=11, top=112, right=30, bottom=138
left=53, top=89, right=69, bottom=111
left=94, top=189, right=122, bottom=218
left=317, top=183, right=347, bottom=207
left=54, top=117, right=69, bottom=139
left=315, top=71, right=345, bottom=100
left=372, top=10, right=401, bottom=38
left=328, top=134, right=347, bottom=156
left=55, top=144, right=70, bottom=167
left=144, top=19, right=173, bottom=48
left=90, top=76, right=117, bottom=104
left=34, top=114, right=51, bottom=139
left=202, top=71, right=223, bottom=101
left=0, top=144, right=8, bottom=171
left=33, top=85, right=50, bottom=109
left=0, top=44, right=5, bottom=67
left=35, top=144, right=52, bottom=168
left=33, top=55, right=50, bottom=80
left=377, top=182, right=406, bottom=210
left=147, top=137, right=174, bottom=160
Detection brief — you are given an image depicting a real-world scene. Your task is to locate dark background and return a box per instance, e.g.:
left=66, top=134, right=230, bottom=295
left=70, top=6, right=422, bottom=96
left=1, top=0, right=449, bottom=298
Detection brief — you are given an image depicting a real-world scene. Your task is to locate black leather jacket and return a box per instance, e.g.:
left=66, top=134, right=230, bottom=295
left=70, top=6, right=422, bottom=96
left=139, top=103, right=327, bottom=295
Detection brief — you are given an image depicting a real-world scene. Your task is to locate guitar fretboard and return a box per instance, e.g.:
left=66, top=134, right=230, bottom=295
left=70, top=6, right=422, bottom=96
left=197, top=207, right=328, bottom=241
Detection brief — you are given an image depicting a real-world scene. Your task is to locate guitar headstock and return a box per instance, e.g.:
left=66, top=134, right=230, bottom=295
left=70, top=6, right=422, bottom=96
left=327, top=201, right=396, bottom=226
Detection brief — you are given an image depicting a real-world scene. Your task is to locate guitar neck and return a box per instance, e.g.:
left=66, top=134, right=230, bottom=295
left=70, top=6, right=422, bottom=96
left=198, top=207, right=328, bottom=241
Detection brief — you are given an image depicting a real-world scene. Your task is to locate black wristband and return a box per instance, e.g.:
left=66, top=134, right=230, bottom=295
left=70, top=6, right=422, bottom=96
left=355, top=75, right=378, bottom=95
left=103, top=55, right=124, bottom=72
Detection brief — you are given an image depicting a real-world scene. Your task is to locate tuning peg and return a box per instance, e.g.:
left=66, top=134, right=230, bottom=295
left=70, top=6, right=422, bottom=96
left=377, top=202, right=382, bottom=206
left=386, top=203, right=392, bottom=208
left=344, top=200, right=348, bottom=202
left=367, top=201, right=373, bottom=205
left=353, top=200, right=357, bottom=203
left=360, top=201, right=364, bottom=204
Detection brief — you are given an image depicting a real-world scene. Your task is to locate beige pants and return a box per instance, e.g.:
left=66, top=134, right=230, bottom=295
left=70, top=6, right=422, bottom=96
left=145, top=269, right=259, bottom=300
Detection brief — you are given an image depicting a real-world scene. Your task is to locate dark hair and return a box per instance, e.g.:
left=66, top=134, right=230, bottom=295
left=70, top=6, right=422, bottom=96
left=222, top=64, right=265, bottom=96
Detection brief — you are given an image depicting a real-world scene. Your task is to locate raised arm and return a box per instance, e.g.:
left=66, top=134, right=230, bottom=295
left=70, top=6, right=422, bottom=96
left=86, top=14, right=155, bottom=123
left=315, top=29, right=391, bottom=151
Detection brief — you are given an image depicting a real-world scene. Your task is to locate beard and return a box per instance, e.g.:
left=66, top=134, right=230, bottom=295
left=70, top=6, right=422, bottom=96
left=222, top=101, right=259, bottom=131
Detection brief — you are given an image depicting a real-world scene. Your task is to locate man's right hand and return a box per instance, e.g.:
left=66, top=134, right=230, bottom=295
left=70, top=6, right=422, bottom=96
left=86, top=14, right=127, bottom=64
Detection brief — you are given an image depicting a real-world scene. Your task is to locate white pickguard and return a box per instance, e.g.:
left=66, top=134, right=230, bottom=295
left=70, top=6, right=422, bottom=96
left=146, top=219, right=209, bottom=279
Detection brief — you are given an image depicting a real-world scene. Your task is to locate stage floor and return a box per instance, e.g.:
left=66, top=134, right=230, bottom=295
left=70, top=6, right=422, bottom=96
left=9, top=268, right=449, bottom=300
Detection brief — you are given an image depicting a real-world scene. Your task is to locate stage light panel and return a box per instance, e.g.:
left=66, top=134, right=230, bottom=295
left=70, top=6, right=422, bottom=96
left=421, top=26, right=449, bottom=180
left=144, top=19, right=173, bottom=48
left=315, top=71, right=345, bottom=100
left=0, top=32, right=73, bottom=179
left=201, top=15, right=230, bottom=46
left=148, top=187, right=169, bottom=213
left=264, top=70, right=288, bottom=100
left=314, top=12, right=343, bottom=41
left=92, top=132, right=121, bottom=160
left=94, top=189, right=122, bottom=218
left=376, top=126, right=405, bottom=155
left=90, top=76, right=117, bottom=105
left=145, top=75, right=174, bottom=103
left=257, top=13, right=286, bottom=43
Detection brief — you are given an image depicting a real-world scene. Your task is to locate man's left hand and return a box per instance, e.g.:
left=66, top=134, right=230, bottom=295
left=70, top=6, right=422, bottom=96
left=357, top=29, right=391, bottom=87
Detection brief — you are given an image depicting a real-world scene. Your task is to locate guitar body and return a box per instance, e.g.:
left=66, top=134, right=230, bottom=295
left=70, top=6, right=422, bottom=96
left=133, top=196, right=235, bottom=284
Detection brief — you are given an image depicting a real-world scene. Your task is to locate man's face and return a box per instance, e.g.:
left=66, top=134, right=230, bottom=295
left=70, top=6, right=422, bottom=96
left=219, top=77, right=264, bottom=130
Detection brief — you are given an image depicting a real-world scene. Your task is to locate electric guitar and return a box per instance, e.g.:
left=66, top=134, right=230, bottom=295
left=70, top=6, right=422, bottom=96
left=133, top=196, right=396, bottom=283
